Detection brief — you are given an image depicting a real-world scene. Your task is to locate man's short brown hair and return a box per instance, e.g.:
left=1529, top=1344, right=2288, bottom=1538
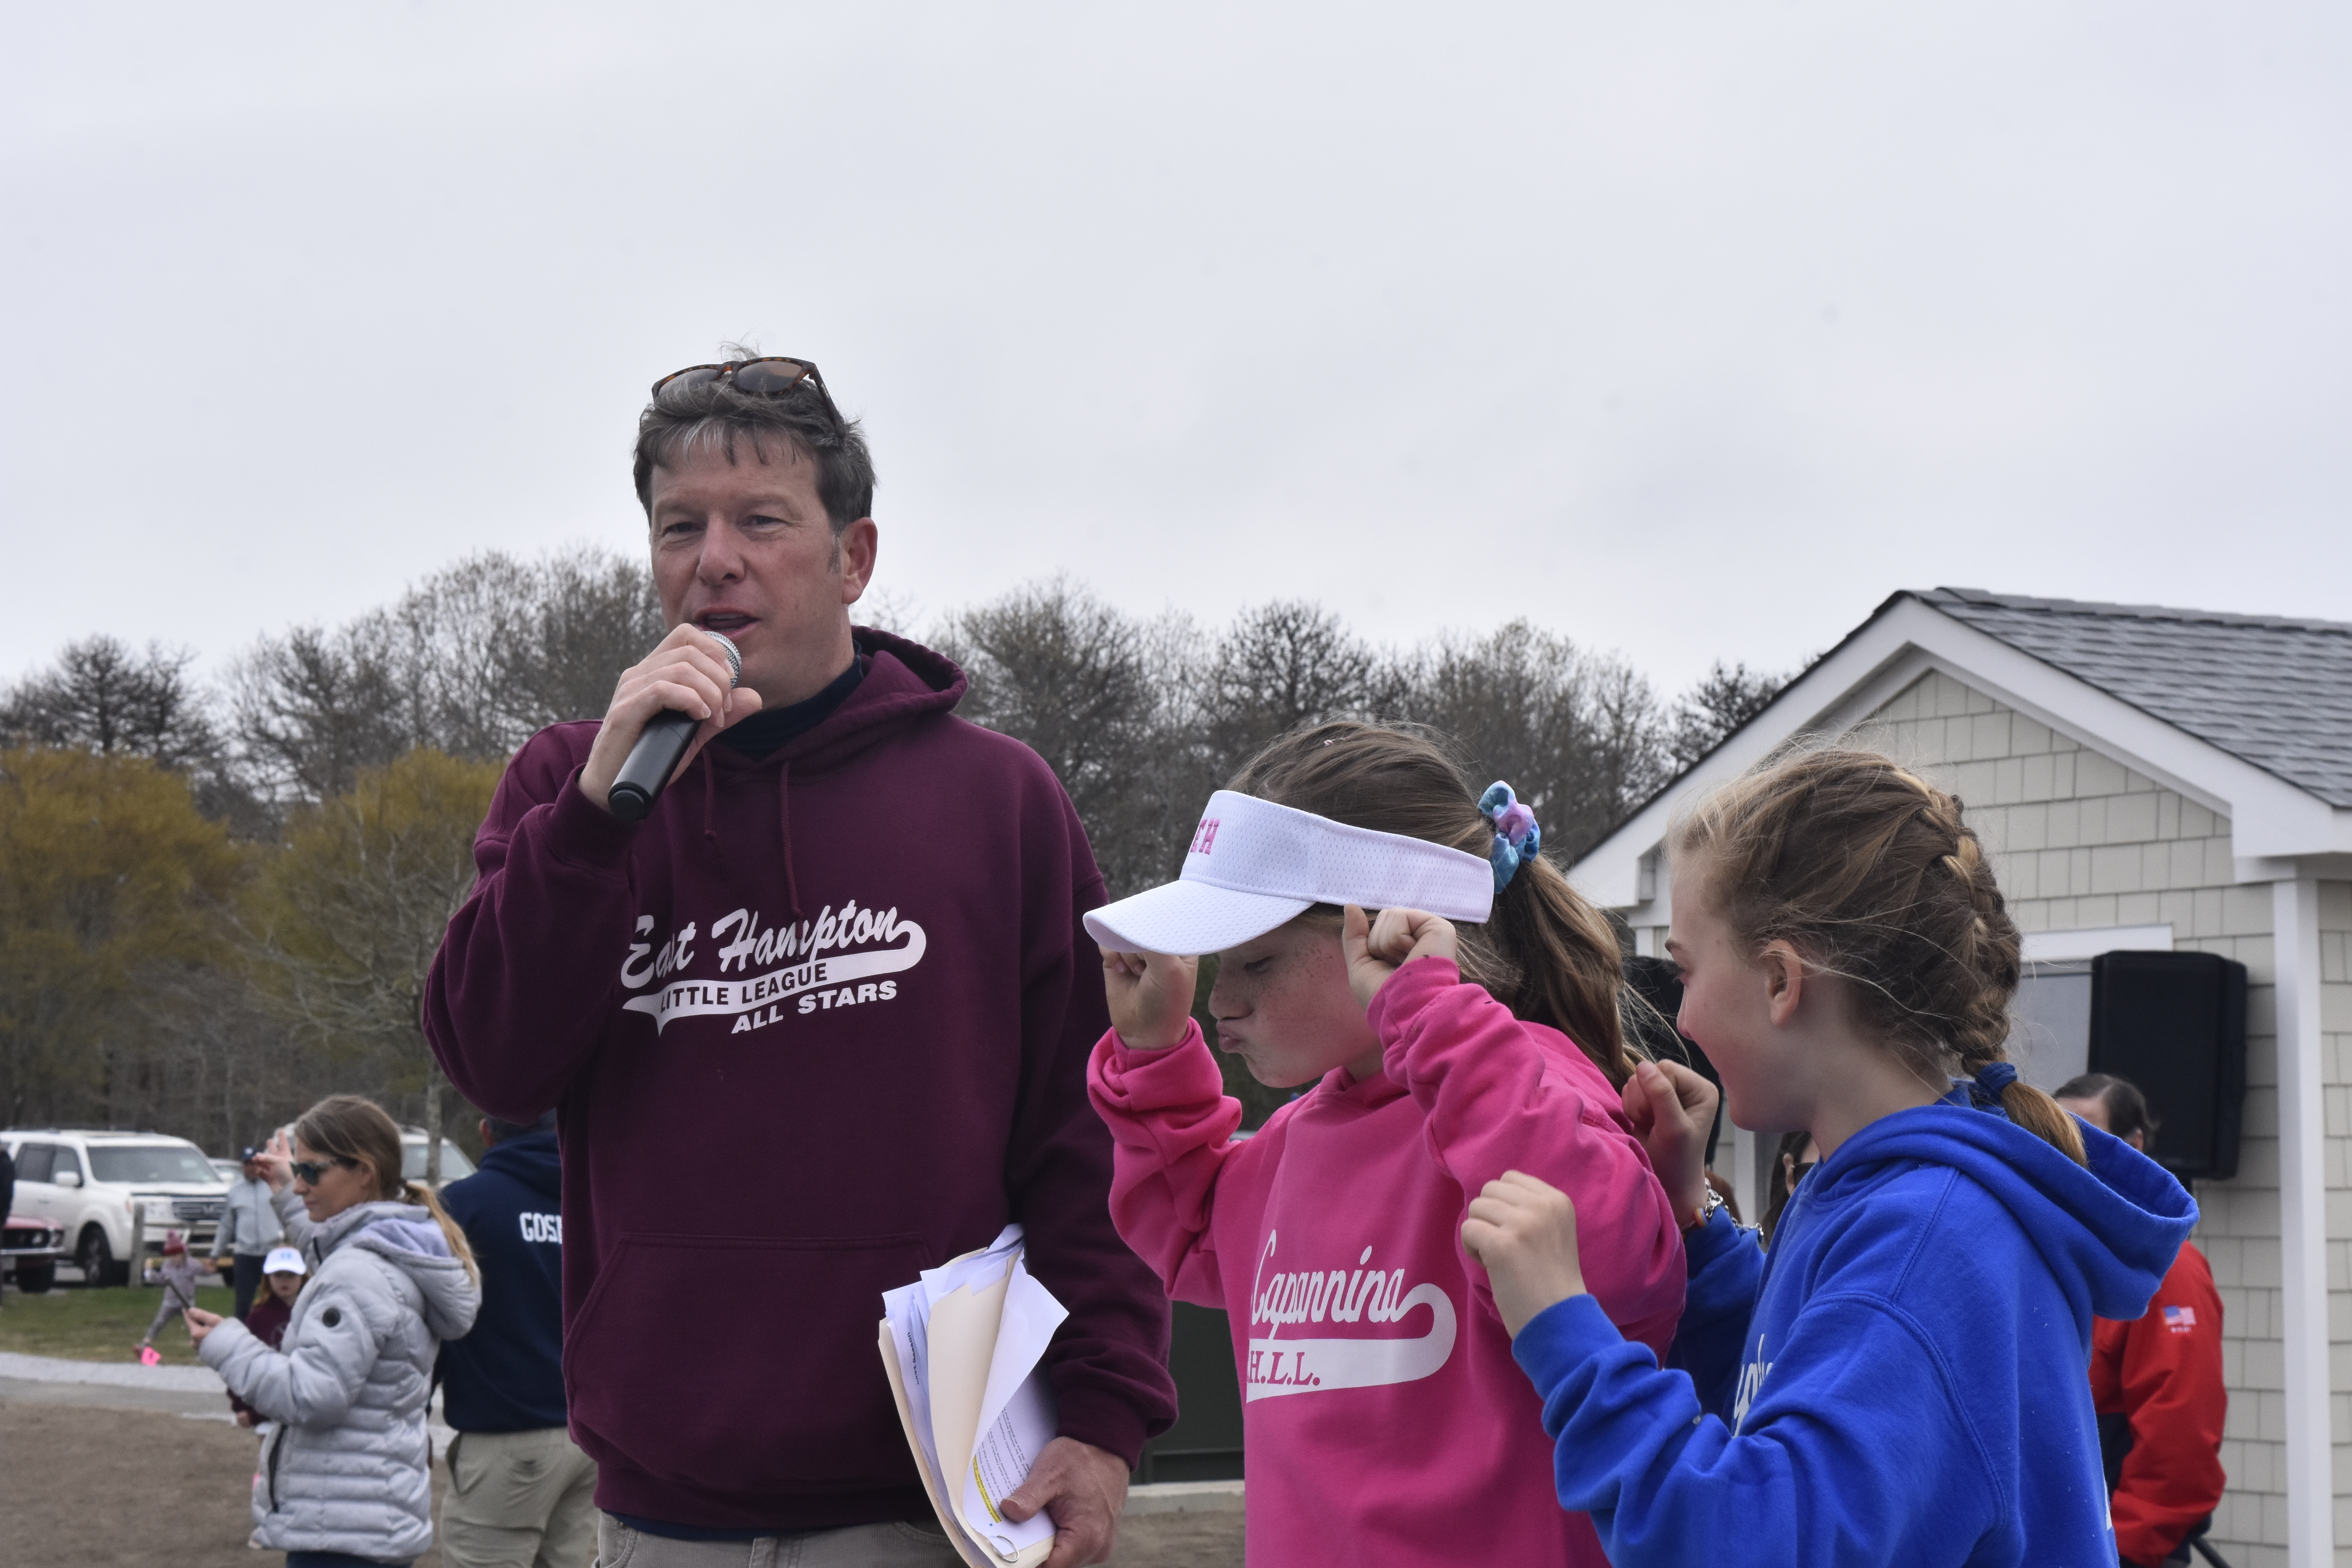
left=632, top=356, right=877, bottom=531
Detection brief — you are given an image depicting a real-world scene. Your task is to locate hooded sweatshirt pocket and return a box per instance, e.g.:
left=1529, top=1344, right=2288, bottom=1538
left=566, top=1232, right=934, bottom=1496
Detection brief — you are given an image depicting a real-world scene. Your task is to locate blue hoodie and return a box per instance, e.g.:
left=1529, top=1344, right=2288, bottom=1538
left=436, top=1129, right=567, bottom=1432
left=1510, top=1102, right=2195, bottom=1568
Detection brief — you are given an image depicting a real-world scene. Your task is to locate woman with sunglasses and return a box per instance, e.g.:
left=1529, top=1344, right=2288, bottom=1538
left=184, top=1096, right=481, bottom=1568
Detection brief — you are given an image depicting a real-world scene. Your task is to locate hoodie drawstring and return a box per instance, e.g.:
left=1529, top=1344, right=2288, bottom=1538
left=777, top=760, right=803, bottom=919
left=693, top=744, right=802, bottom=915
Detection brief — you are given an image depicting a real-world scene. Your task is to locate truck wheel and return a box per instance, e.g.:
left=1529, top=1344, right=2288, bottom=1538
left=14, top=1259, right=56, bottom=1293
left=76, top=1227, right=127, bottom=1289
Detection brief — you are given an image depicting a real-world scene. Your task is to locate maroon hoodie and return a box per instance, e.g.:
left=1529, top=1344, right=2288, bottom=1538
left=424, top=631, right=1174, bottom=1532
left=227, top=1291, right=294, bottom=1422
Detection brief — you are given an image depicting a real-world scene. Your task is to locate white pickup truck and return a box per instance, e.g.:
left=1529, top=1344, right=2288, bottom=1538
left=1, top=1129, right=229, bottom=1287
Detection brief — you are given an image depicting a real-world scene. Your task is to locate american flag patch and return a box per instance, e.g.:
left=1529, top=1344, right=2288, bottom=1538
left=2163, top=1305, right=2196, bottom=1333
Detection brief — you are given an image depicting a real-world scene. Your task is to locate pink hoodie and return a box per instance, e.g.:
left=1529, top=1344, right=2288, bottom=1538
left=1090, top=956, right=1685, bottom=1566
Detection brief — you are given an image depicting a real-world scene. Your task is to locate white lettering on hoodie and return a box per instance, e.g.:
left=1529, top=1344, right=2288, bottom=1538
left=619, top=899, right=927, bottom=1033
left=1241, top=1231, right=1458, bottom=1401
left=1733, top=1334, right=1773, bottom=1434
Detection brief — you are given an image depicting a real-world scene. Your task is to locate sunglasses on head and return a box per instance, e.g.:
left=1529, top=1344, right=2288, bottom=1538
left=652, top=356, right=841, bottom=423
left=289, top=1156, right=357, bottom=1185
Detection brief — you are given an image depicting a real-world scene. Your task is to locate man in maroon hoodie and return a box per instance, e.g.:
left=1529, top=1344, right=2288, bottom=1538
left=425, top=356, right=1174, bottom=1568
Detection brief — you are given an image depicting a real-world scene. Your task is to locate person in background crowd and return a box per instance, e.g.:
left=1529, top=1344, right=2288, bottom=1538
left=436, top=1110, right=596, bottom=1568
left=218, top=1144, right=288, bottom=1319
left=229, top=1247, right=309, bottom=1426
left=2055, top=1072, right=2228, bottom=1568
left=141, top=1230, right=207, bottom=1355
left=1759, top=1130, right=1817, bottom=1246
left=187, top=1094, right=481, bottom=1568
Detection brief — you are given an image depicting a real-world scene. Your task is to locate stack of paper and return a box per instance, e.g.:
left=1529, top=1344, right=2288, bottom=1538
left=880, top=1225, right=1070, bottom=1568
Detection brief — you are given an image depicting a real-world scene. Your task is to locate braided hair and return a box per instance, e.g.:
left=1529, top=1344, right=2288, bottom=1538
left=1672, top=747, right=2086, bottom=1164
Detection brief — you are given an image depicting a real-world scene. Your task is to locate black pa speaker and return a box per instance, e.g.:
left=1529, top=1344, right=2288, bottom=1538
left=2086, top=951, right=2248, bottom=1180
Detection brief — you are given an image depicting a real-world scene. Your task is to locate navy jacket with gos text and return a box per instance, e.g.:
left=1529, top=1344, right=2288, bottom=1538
left=437, top=1128, right=567, bottom=1432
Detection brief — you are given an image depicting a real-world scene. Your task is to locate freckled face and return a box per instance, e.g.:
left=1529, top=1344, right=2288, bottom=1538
left=1207, top=919, right=1381, bottom=1089
left=1666, top=859, right=1813, bottom=1134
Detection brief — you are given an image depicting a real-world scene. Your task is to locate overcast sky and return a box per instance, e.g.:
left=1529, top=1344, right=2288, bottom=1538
left=5, top=3, right=2346, bottom=699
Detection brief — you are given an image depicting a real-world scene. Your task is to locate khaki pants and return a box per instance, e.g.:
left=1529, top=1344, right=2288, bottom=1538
left=592, top=1513, right=964, bottom=1568
left=441, top=1427, right=600, bottom=1568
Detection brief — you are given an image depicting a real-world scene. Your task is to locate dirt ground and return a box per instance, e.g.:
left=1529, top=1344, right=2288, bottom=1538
left=0, top=1387, right=1243, bottom=1568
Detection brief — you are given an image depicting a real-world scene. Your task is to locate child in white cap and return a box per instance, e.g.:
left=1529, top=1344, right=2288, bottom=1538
left=1085, top=721, right=1684, bottom=1568
left=227, top=1247, right=307, bottom=1426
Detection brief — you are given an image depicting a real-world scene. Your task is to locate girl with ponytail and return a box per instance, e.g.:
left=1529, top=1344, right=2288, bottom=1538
left=1085, top=720, right=1684, bottom=1568
left=1457, top=746, right=2199, bottom=1568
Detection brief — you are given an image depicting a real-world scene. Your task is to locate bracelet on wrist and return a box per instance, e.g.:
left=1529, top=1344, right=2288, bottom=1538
left=1683, top=1184, right=1724, bottom=1233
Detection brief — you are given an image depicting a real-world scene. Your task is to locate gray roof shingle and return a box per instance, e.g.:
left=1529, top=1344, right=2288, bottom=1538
left=1920, top=588, right=2352, bottom=808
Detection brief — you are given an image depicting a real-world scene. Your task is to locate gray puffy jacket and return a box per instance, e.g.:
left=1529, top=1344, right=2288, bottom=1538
left=201, top=1189, right=481, bottom=1560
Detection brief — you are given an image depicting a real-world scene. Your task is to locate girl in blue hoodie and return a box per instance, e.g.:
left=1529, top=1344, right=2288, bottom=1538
left=1459, top=747, right=2197, bottom=1568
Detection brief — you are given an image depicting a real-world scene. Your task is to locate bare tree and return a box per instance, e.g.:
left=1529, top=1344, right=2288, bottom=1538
left=483, top=547, right=668, bottom=741
left=243, top=750, right=505, bottom=1183
left=1667, top=659, right=1789, bottom=771
left=1397, top=621, right=1670, bottom=860
left=1203, top=601, right=1407, bottom=778
left=230, top=545, right=666, bottom=805
left=951, top=591, right=1678, bottom=887
left=950, top=579, right=1152, bottom=818
left=2, top=635, right=219, bottom=770
left=229, top=619, right=414, bottom=802
left=378, top=552, right=535, bottom=763
left=946, top=580, right=1214, bottom=897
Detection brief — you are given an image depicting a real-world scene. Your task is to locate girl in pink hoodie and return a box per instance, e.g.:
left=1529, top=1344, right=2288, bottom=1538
left=1085, top=722, right=1685, bottom=1566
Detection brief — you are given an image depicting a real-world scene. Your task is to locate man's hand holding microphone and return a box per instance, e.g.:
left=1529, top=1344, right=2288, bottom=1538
left=579, top=626, right=762, bottom=820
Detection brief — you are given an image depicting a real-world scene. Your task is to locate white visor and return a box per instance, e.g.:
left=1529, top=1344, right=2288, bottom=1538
left=263, top=1246, right=307, bottom=1276
left=1083, top=790, right=1495, bottom=956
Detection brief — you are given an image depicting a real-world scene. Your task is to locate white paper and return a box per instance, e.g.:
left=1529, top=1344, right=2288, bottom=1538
left=878, top=1317, right=991, bottom=1568
left=879, top=1226, right=1067, bottom=1567
left=957, top=1252, right=1068, bottom=1555
left=881, top=1281, right=944, bottom=1483
left=920, top=1225, right=1025, bottom=1310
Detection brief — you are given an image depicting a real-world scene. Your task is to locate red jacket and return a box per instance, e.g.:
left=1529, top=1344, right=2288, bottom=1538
left=2091, top=1240, right=2226, bottom=1565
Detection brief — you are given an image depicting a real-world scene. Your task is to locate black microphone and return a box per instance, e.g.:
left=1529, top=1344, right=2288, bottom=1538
left=607, top=631, right=741, bottom=822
